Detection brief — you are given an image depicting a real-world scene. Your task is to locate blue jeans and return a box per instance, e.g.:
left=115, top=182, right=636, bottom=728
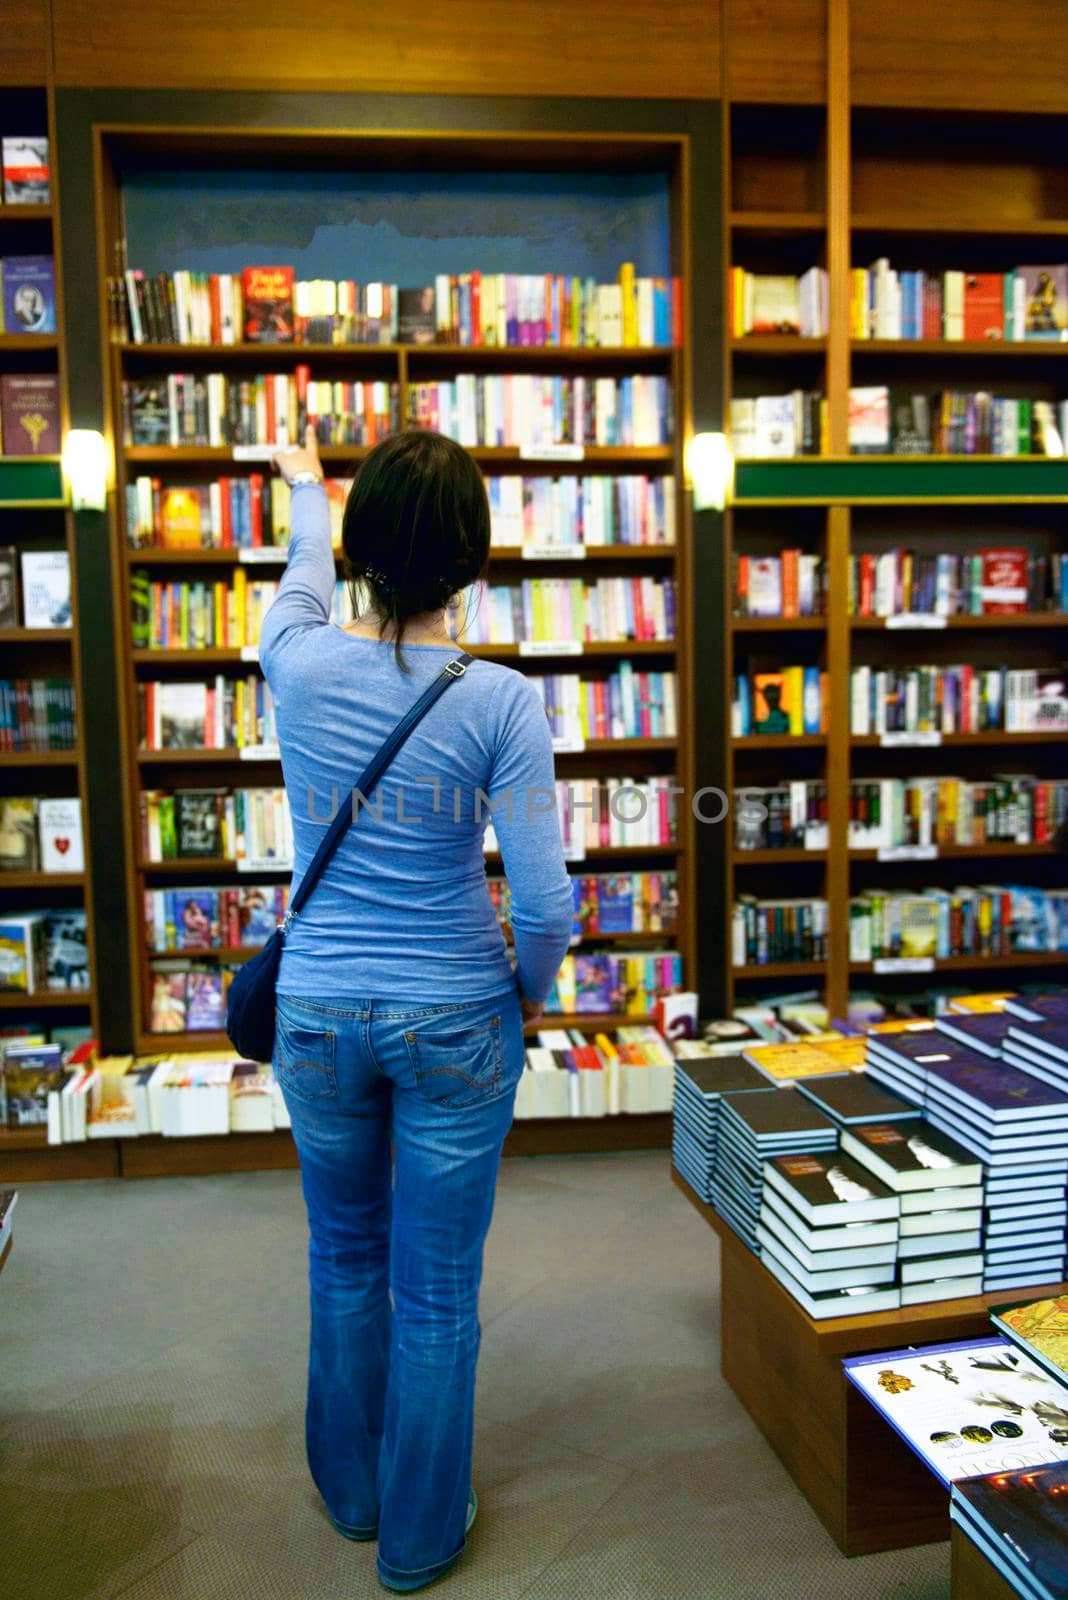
left=274, top=985, right=524, bottom=1590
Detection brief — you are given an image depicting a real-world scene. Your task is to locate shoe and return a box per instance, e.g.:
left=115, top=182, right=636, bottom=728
left=376, top=1489, right=478, bottom=1593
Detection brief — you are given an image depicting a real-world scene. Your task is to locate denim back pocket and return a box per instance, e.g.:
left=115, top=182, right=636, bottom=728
left=405, top=1016, right=503, bottom=1109
left=275, top=1005, right=338, bottom=1103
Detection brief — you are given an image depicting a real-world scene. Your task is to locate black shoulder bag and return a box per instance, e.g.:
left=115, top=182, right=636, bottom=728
left=226, top=652, right=472, bottom=1063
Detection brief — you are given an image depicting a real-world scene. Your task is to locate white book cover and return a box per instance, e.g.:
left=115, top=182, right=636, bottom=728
left=38, top=797, right=83, bottom=873
left=19, top=550, right=70, bottom=629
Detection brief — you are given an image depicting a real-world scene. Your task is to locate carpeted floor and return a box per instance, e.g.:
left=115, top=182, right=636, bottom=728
left=1, top=1152, right=950, bottom=1599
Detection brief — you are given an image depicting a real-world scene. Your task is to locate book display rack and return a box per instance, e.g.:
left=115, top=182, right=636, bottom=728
left=723, top=12, right=1068, bottom=1024
left=91, top=126, right=696, bottom=1162
left=0, top=85, right=98, bottom=1111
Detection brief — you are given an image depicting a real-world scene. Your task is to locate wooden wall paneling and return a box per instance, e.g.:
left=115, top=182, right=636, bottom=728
left=725, top=0, right=827, bottom=106
left=51, top=0, right=721, bottom=99
left=851, top=0, right=1068, bottom=115
left=0, top=0, right=50, bottom=86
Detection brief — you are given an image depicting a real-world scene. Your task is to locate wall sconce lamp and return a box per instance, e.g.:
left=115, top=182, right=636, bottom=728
left=62, top=429, right=109, bottom=512
left=686, top=431, right=733, bottom=512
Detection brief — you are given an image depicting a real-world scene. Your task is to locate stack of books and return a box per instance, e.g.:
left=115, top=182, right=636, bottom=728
left=757, top=1148, right=901, bottom=1318
left=795, top=1071, right=922, bottom=1128
left=841, top=1120, right=984, bottom=1304
left=1003, top=995, right=1068, bottom=1093
left=671, top=1054, right=768, bottom=1202
left=952, top=1465, right=1068, bottom=1600
left=710, top=1086, right=836, bottom=1252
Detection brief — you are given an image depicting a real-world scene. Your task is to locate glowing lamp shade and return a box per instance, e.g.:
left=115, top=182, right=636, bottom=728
left=686, top=431, right=733, bottom=512
left=63, top=429, right=108, bottom=512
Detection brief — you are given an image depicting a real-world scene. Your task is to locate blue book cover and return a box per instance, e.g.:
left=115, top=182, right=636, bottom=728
left=926, top=1056, right=1068, bottom=1119
left=186, top=970, right=225, bottom=1031
left=935, top=1012, right=1012, bottom=1057
left=1005, top=994, right=1068, bottom=1024
left=2, top=255, right=56, bottom=334
left=598, top=874, right=634, bottom=933
left=1008, top=1020, right=1068, bottom=1064
left=953, top=1462, right=1068, bottom=1593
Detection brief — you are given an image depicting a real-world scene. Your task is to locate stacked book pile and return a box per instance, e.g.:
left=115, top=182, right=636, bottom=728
left=671, top=1055, right=768, bottom=1201
left=794, top=1070, right=922, bottom=1130
left=867, top=1020, right=1068, bottom=1293
left=757, top=1148, right=901, bottom=1318
left=951, top=1465, right=1068, bottom=1600
left=710, top=1087, right=836, bottom=1252
left=841, top=1119, right=984, bottom=1304
left=1003, top=993, right=1068, bottom=1093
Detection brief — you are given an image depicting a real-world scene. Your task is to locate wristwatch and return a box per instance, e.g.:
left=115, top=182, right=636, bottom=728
left=288, top=470, right=323, bottom=487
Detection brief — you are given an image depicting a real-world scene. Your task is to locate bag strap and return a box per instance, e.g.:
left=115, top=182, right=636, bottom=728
left=283, top=652, right=472, bottom=933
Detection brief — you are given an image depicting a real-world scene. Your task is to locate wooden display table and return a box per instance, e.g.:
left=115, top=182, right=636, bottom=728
left=0, top=1235, right=11, bottom=1275
left=672, top=1167, right=1068, bottom=1557
left=950, top=1525, right=1017, bottom=1600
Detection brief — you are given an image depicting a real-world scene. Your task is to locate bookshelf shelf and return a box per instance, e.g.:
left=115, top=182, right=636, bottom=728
left=2, top=749, right=79, bottom=767
left=732, top=961, right=827, bottom=980
left=734, top=849, right=827, bottom=865
left=730, top=616, right=826, bottom=632
left=850, top=613, right=1068, bottom=630
left=0, top=871, right=85, bottom=889
left=97, top=123, right=695, bottom=1100
left=851, top=842, right=1058, bottom=862
left=0, top=626, right=72, bottom=644
left=729, top=336, right=828, bottom=355
left=728, top=211, right=826, bottom=234
left=852, top=730, right=1068, bottom=747
left=731, top=734, right=827, bottom=749
left=0, top=333, right=59, bottom=352
left=0, top=204, right=52, bottom=223
left=122, top=444, right=675, bottom=467
left=852, top=339, right=1068, bottom=358
left=0, top=989, right=93, bottom=1009
left=851, top=214, right=1068, bottom=238
left=116, top=340, right=676, bottom=367
left=850, top=952, right=1068, bottom=974
left=139, top=843, right=682, bottom=876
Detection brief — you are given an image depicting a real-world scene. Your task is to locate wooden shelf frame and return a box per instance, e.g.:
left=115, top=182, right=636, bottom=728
left=722, top=26, right=1068, bottom=1018
left=93, top=121, right=697, bottom=1068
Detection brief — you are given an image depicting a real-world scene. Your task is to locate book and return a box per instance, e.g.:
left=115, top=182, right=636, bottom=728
left=758, top=1225, right=897, bottom=1293
left=962, top=273, right=1004, bottom=341
left=38, top=798, right=83, bottom=873
left=2, top=137, right=49, bottom=204
left=0, top=912, right=47, bottom=992
left=980, top=547, right=1028, bottom=614
left=1, top=255, right=56, bottom=335
left=0, top=546, right=16, bottom=628
left=174, top=790, right=225, bottom=857
left=763, top=1149, right=899, bottom=1224
left=795, top=1072, right=922, bottom=1125
left=1020, top=265, right=1068, bottom=339
left=991, top=1296, right=1068, bottom=1385
left=242, top=267, right=295, bottom=343
left=841, top=1121, right=982, bottom=1191
left=397, top=286, right=436, bottom=344
left=845, top=1337, right=1068, bottom=1486
left=19, top=550, right=70, bottom=628
left=186, top=970, right=225, bottom=1031
left=760, top=1249, right=900, bottom=1318
left=159, top=488, right=206, bottom=549
left=156, top=682, right=208, bottom=748
left=952, top=1464, right=1068, bottom=1600
left=0, top=374, right=59, bottom=455
left=848, top=386, right=890, bottom=453
left=44, top=909, right=89, bottom=989
left=0, top=798, right=38, bottom=871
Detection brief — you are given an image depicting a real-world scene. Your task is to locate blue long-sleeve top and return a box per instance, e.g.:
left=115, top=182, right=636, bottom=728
left=259, top=482, right=574, bottom=1003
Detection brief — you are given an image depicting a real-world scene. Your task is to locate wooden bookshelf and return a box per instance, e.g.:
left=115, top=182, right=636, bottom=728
left=723, top=58, right=1068, bottom=1020
left=0, top=81, right=100, bottom=1040
left=94, top=123, right=695, bottom=1149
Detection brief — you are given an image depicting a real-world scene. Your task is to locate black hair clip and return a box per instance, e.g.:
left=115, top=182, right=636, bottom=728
left=362, top=564, right=395, bottom=596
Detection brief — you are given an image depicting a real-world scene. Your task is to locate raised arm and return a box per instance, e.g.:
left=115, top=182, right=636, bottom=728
left=486, top=674, right=575, bottom=1010
left=258, top=426, right=336, bottom=669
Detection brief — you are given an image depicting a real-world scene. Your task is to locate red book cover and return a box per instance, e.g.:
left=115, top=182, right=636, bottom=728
left=963, top=273, right=1004, bottom=341
left=638, top=671, right=652, bottom=736
left=209, top=276, right=221, bottom=345
left=249, top=474, right=264, bottom=547
left=782, top=549, right=799, bottom=617
left=241, top=266, right=295, bottom=343
left=922, top=278, right=943, bottom=340
left=593, top=680, right=607, bottom=740
left=859, top=553, right=875, bottom=615
left=1, top=373, right=59, bottom=454
left=219, top=478, right=232, bottom=549
left=980, top=547, right=1028, bottom=613
left=632, top=577, right=646, bottom=641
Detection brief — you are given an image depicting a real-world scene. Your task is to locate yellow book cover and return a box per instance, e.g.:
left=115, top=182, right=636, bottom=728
left=787, top=666, right=804, bottom=735
left=850, top=268, right=868, bottom=339
left=996, top=1295, right=1068, bottom=1380
left=213, top=581, right=224, bottom=645
left=865, top=1018, right=936, bottom=1035
left=947, top=992, right=1016, bottom=1014
left=232, top=566, right=247, bottom=646
left=744, top=1041, right=849, bottom=1082
left=234, top=678, right=246, bottom=746
left=811, top=1036, right=868, bottom=1070
left=618, top=262, right=636, bottom=347
left=555, top=955, right=575, bottom=1013
left=160, top=488, right=203, bottom=549
left=899, top=898, right=939, bottom=959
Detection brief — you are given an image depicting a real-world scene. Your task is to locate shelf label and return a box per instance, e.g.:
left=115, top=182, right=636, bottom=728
left=239, top=744, right=281, bottom=761
left=239, top=645, right=259, bottom=662
left=563, top=844, right=588, bottom=862
left=237, top=856, right=293, bottom=874
left=885, top=613, right=948, bottom=630
left=877, top=844, right=939, bottom=862
left=879, top=730, right=943, bottom=748
left=522, top=543, right=586, bottom=560
left=873, top=956, right=935, bottom=974
left=519, top=640, right=584, bottom=657
left=551, top=735, right=586, bottom=754
left=231, top=445, right=276, bottom=462
left=519, top=443, right=585, bottom=462
left=238, top=547, right=287, bottom=564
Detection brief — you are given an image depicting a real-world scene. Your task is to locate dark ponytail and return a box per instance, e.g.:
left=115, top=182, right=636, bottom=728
left=341, top=429, right=491, bottom=668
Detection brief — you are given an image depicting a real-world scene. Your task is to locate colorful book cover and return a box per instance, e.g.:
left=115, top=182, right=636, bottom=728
left=186, top=971, right=225, bottom=1031
left=0, top=798, right=38, bottom=872
left=980, top=548, right=1028, bottom=614
left=149, top=972, right=187, bottom=1033
left=43, top=909, right=88, bottom=989
left=845, top=1337, right=1068, bottom=1486
left=0, top=373, right=59, bottom=455
left=1020, top=265, right=1068, bottom=339
left=953, top=1463, right=1068, bottom=1595
left=1, top=255, right=56, bottom=334
left=160, top=488, right=205, bottom=549
left=598, top=875, right=634, bottom=933
left=242, top=267, right=295, bottom=343
left=172, top=891, right=218, bottom=950
left=127, top=378, right=170, bottom=446
left=993, top=1296, right=1068, bottom=1384
left=38, top=798, right=83, bottom=873
left=962, top=273, right=1004, bottom=341
left=574, top=954, right=613, bottom=1013
left=397, top=286, right=436, bottom=345
left=752, top=673, right=792, bottom=735
left=848, top=386, right=890, bottom=454
left=2, top=137, right=49, bottom=204
left=239, top=888, right=278, bottom=947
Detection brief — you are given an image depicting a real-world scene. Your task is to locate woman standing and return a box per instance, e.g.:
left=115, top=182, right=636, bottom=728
left=259, top=427, right=573, bottom=1592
